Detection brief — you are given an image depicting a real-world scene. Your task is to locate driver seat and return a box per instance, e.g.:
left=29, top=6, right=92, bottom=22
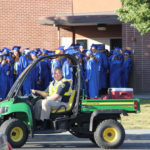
left=51, top=90, right=76, bottom=113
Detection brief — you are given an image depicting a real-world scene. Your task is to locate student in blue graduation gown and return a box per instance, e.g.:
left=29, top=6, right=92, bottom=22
left=32, top=51, right=51, bottom=91
left=76, top=53, right=86, bottom=91
left=2, top=47, right=10, bottom=56
left=109, top=53, right=123, bottom=88
left=91, top=45, right=102, bottom=93
left=6, top=56, right=14, bottom=92
left=42, top=49, right=52, bottom=83
left=42, top=49, right=51, bottom=69
left=113, top=47, right=124, bottom=64
left=62, top=58, right=73, bottom=79
left=97, top=45, right=109, bottom=94
left=34, top=48, right=42, bottom=57
left=58, top=48, right=67, bottom=65
left=0, top=56, right=10, bottom=98
left=30, top=51, right=40, bottom=90
left=85, top=50, right=99, bottom=98
left=20, top=50, right=33, bottom=95
left=51, top=51, right=62, bottom=79
left=12, top=46, right=21, bottom=81
left=122, top=50, right=132, bottom=87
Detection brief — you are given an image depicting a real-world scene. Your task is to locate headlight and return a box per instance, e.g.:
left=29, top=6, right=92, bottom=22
left=0, top=107, right=8, bottom=114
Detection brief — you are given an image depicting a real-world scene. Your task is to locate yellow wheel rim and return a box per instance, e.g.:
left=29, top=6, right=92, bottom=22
left=10, top=127, right=23, bottom=142
left=103, top=128, right=118, bottom=143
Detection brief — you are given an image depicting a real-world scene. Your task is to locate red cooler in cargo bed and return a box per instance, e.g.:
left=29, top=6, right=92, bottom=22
left=108, top=88, right=133, bottom=99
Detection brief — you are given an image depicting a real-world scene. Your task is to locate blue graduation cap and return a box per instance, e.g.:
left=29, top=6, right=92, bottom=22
left=60, top=49, right=65, bottom=53
left=91, top=44, right=97, bottom=49
left=24, top=50, right=31, bottom=56
left=65, top=48, right=78, bottom=55
left=34, top=48, right=42, bottom=56
left=35, top=48, right=41, bottom=52
left=113, top=50, right=120, bottom=56
left=114, top=46, right=121, bottom=52
left=58, top=46, right=65, bottom=50
left=124, top=49, right=131, bottom=55
left=48, top=51, right=55, bottom=56
left=74, top=44, right=80, bottom=49
left=30, top=51, right=37, bottom=56
left=79, top=45, right=84, bottom=49
left=2, top=47, right=11, bottom=54
left=12, top=46, right=21, bottom=51
left=43, top=48, right=49, bottom=54
left=86, top=50, right=93, bottom=55
left=97, top=44, right=105, bottom=50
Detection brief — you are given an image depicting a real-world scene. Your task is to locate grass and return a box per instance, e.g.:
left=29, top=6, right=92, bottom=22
left=120, top=99, right=150, bottom=129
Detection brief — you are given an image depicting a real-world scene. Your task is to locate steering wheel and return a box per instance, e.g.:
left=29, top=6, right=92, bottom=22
left=27, top=92, right=45, bottom=105
left=30, top=91, right=45, bottom=99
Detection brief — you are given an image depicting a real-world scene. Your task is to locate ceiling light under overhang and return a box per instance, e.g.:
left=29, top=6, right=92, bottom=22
left=97, top=24, right=107, bottom=31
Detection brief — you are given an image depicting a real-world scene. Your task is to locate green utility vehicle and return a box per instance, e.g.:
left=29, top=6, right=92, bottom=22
left=0, top=54, right=140, bottom=149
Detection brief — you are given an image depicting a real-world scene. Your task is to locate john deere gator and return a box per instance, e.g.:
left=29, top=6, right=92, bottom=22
left=0, top=54, right=140, bottom=149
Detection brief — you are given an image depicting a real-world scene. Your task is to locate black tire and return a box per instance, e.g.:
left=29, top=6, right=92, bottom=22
left=0, top=119, right=28, bottom=148
left=94, top=119, right=125, bottom=149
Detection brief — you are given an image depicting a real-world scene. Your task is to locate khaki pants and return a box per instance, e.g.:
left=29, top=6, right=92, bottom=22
left=34, top=99, right=68, bottom=121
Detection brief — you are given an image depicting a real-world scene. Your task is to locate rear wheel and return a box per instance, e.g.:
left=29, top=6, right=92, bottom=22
left=94, top=119, right=125, bottom=149
left=0, top=119, right=28, bottom=148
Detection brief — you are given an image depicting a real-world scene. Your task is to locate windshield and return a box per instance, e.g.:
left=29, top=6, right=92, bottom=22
left=6, top=54, right=80, bottom=99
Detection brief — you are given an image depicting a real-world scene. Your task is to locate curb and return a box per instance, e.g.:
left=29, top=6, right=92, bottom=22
left=27, top=130, right=150, bottom=142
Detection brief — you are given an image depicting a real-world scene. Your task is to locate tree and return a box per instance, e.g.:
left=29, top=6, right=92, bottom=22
left=116, top=0, right=150, bottom=35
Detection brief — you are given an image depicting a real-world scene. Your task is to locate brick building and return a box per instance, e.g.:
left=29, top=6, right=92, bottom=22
left=0, top=0, right=150, bottom=92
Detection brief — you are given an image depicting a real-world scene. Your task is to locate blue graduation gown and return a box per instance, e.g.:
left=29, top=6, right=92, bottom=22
left=14, top=61, right=20, bottom=81
left=86, top=58, right=99, bottom=98
left=0, top=64, right=9, bottom=98
left=93, top=52, right=102, bottom=91
left=7, top=63, right=14, bottom=92
left=122, top=58, right=132, bottom=87
left=109, top=57, right=123, bottom=88
left=37, top=60, right=51, bottom=90
left=62, top=60, right=73, bottom=79
left=20, top=57, right=32, bottom=95
left=100, top=52, right=109, bottom=89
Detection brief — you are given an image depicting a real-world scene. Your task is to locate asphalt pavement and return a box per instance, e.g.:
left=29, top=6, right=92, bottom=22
left=13, top=129, right=150, bottom=150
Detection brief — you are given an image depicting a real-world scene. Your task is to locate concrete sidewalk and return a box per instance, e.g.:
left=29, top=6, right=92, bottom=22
left=28, top=129, right=150, bottom=142
left=126, top=129, right=150, bottom=140
left=134, top=93, right=150, bottom=100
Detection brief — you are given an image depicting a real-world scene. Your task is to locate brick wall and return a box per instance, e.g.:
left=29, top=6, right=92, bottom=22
left=0, top=0, right=72, bottom=50
left=122, top=23, right=150, bottom=92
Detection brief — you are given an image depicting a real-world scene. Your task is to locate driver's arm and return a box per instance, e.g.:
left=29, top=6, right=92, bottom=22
left=31, top=89, right=49, bottom=98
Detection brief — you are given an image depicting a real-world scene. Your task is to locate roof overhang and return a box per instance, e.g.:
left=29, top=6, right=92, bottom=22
left=38, top=14, right=122, bottom=27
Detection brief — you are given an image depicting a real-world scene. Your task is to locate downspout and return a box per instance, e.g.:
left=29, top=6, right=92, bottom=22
left=72, top=27, right=75, bottom=44
left=57, top=26, right=60, bottom=46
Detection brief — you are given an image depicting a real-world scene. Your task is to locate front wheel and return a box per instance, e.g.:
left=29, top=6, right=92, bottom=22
left=94, top=119, right=125, bottom=149
left=0, top=119, right=28, bottom=148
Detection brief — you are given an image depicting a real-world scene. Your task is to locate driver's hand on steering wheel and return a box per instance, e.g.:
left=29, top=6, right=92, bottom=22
left=31, top=89, right=37, bottom=94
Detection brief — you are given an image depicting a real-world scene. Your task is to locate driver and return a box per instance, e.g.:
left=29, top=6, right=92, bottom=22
left=32, top=67, right=72, bottom=123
